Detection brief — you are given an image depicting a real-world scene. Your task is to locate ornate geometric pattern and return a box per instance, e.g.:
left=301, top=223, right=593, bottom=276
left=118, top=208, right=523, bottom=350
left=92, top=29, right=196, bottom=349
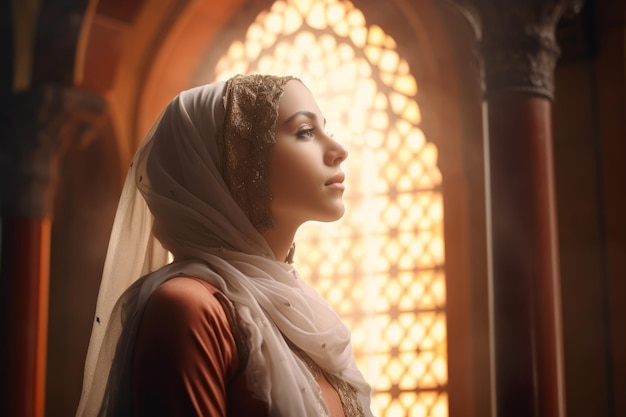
left=211, top=0, right=447, bottom=415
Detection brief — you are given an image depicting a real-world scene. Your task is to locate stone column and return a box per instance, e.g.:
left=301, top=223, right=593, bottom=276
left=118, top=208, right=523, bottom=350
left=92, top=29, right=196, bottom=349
left=450, top=0, right=582, bottom=416
left=0, top=86, right=106, bottom=417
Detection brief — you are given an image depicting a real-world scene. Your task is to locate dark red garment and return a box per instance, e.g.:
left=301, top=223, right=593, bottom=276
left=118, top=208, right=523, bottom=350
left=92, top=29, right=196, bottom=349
left=132, top=277, right=346, bottom=416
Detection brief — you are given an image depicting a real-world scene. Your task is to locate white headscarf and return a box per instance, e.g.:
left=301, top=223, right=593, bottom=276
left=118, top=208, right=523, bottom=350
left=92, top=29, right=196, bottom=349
left=75, top=76, right=373, bottom=417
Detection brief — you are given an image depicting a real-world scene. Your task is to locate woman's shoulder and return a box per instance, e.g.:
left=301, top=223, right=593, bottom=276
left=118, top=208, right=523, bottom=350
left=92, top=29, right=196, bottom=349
left=133, top=276, right=247, bottom=414
left=148, top=276, right=229, bottom=319
left=143, top=276, right=248, bottom=375
left=156, top=275, right=224, bottom=299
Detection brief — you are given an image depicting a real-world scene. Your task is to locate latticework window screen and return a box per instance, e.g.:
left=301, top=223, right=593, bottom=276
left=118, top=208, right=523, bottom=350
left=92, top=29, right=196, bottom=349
left=210, top=0, right=447, bottom=415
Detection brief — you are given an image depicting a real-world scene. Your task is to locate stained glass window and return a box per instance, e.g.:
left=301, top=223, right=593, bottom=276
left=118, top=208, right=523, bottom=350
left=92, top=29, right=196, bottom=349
left=209, top=0, right=447, bottom=415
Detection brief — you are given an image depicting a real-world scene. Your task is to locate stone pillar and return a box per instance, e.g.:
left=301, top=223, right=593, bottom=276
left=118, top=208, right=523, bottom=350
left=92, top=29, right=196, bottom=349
left=0, top=86, right=106, bottom=417
left=450, top=0, right=582, bottom=416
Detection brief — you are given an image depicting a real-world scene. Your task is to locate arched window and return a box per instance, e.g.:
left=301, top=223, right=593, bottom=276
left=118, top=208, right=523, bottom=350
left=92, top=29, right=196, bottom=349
left=206, top=0, right=447, bottom=415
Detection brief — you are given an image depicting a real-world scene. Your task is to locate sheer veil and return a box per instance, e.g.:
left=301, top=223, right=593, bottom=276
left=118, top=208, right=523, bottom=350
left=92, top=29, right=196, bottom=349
left=75, top=76, right=373, bottom=417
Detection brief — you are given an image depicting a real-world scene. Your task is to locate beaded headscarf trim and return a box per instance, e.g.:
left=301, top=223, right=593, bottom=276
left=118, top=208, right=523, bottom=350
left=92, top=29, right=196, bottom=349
left=222, top=74, right=295, bottom=230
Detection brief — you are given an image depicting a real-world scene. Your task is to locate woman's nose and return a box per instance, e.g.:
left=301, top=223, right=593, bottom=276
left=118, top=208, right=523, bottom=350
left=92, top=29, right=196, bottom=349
left=325, top=137, right=349, bottom=165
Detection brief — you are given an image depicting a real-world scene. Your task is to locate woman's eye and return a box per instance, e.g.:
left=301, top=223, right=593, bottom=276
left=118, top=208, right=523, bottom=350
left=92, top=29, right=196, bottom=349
left=296, top=128, right=315, bottom=139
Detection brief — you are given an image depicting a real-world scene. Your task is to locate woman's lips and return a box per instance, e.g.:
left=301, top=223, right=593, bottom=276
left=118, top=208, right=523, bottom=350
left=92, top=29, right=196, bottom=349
left=325, top=172, right=346, bottom=190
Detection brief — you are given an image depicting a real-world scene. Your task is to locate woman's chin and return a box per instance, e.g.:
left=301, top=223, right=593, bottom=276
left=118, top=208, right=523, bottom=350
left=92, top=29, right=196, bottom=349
left=317, top=204, right=346, bottom=222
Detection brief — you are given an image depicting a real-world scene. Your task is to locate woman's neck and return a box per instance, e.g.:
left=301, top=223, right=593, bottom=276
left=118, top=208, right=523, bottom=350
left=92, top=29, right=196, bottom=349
left=260, top=224, right=297, bottom=263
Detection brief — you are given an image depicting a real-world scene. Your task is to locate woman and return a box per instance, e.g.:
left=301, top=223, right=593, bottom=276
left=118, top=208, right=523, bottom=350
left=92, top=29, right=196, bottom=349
left=76, top=74, right=373, bottom=417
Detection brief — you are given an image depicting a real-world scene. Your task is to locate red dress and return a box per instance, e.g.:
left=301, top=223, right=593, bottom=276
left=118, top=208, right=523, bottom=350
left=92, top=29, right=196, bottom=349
left=132, top=277, right=346, bottom=416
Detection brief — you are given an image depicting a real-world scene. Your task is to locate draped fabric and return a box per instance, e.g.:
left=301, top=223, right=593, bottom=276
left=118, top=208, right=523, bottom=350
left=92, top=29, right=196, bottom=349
left=75, top=75, right=373, bottom=417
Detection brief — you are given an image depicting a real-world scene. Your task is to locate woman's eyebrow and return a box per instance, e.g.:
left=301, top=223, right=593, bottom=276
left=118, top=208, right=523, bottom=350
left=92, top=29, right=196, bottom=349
left=282, top=110, right=326, bottom=126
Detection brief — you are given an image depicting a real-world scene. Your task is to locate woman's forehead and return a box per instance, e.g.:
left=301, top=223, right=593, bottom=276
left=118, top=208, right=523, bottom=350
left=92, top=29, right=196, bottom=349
left=277, top=80, right=324, bottom=124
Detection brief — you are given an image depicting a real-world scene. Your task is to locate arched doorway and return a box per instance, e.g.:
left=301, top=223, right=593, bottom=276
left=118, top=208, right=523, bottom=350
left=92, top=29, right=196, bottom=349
left=50, top=1, right=486, bottom=416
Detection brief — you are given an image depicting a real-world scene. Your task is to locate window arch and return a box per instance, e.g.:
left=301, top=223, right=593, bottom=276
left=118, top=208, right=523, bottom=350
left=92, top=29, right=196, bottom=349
left=205, top=0, right=447, bottom=415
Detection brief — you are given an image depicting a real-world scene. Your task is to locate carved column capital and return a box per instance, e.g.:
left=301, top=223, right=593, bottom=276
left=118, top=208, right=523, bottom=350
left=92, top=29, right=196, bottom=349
left=0, top=86, right=107, bottom=217
left=449, top=0, right=583, bottom=99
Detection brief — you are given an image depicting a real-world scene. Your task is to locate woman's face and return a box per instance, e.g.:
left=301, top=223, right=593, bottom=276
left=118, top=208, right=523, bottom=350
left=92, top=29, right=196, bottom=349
left=268, top=80, right=349, bottom=229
